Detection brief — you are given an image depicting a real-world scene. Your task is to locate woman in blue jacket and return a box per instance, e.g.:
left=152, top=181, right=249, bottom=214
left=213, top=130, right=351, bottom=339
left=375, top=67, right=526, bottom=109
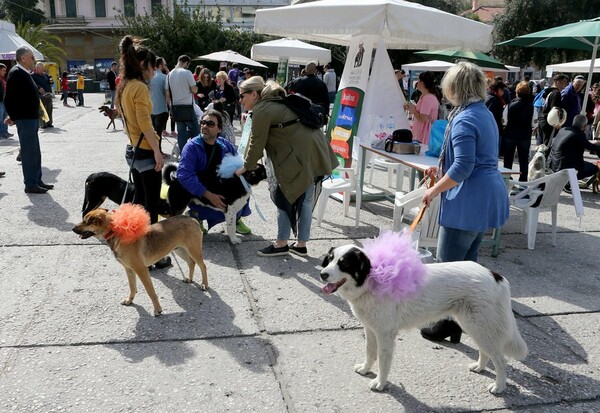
left=420, top=61, right=510, bottom=343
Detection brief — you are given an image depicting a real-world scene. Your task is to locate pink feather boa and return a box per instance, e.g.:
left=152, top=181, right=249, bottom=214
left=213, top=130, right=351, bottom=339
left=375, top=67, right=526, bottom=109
left=362, top=231, right=426, bottom=301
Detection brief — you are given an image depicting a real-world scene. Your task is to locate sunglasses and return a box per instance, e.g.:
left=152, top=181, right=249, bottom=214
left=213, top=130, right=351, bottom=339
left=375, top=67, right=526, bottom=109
left=239, top=91, right=252, bottom=99
left=200, top=120, right=217, bottom=127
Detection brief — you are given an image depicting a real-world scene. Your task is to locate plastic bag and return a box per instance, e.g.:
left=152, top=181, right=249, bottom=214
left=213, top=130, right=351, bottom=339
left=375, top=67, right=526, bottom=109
left=425, top=120, right=448, bottom=158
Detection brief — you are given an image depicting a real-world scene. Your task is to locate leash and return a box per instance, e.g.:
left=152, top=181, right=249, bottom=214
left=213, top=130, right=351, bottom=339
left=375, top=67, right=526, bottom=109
left=408, top=174, right=436, bottom=232
left=239, top=175, right=266, bottom=222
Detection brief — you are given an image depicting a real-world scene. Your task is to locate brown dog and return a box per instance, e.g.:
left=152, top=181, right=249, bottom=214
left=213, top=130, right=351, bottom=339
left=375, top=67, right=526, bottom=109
left=593, top=162, right=600, bottom=193
left=98, top=105, right=120, bottom=129
left=73, top=208, right=208, bottom=316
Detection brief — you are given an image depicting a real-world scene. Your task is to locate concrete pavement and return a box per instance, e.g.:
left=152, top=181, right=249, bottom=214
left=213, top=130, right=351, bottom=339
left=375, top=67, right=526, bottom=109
left=1, top=93, right=599, bottom=412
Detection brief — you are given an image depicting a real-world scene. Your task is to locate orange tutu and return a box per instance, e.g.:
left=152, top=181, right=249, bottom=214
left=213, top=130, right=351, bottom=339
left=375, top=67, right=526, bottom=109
left=109, top=203, right=151, bottom=244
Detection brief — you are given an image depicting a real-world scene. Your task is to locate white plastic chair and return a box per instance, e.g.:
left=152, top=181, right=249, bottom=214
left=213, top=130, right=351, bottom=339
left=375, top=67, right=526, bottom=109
left=315, top=167, right=356, bottom=226
left=509, top=169, right=571, bottom=250
left=392, top=187, right=441, bottom=249
left=368, top=156, right=406, bottom=189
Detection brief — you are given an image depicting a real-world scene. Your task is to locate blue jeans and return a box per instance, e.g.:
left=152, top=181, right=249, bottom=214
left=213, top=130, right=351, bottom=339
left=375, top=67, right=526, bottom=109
left=0, top=102, right=7, bottom=135
left=15, top=118, right=43, bottom=188
left=110, top=90, right=116, bottom=109
left=277, top=183, right=314, bottom=242
left=437, top=226, right=484, bottom=263
left=176, top=119, right=200, bottom=152
left=77, top=90, right=84, bottom=106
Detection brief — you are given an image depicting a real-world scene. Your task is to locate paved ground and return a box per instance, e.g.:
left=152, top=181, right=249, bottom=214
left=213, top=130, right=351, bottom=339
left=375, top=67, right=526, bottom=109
left=1, top=93, right=599, bottom=412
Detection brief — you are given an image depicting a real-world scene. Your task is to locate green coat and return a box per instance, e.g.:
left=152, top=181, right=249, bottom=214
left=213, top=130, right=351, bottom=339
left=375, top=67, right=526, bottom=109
left=244, top=91, right=339, bottom=203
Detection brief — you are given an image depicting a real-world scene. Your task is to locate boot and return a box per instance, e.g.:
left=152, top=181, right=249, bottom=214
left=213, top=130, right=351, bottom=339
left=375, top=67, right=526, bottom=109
left=421, top=319, right=462, bottom=343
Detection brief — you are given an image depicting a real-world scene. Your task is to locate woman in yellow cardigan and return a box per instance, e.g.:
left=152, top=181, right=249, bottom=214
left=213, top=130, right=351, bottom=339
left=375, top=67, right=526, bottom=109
left=116, top=35, right=170, bottom=268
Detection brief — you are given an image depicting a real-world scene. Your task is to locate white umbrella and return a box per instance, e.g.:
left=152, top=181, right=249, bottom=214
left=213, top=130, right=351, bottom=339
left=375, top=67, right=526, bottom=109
left=0, top=20, right=44, bottom=60
left=251, top=38, right=331, bottom=65
left=546, top=58, right=600, bottom=73
left=254, top=0, right=493, bottom=51
left=195, top=50, right=267, bottom=68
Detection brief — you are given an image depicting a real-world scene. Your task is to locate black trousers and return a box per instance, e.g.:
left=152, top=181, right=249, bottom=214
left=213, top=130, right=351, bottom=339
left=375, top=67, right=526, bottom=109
left=151, top=112, right=169, bottom=151
left=503, top=138, right=531, bottom=182
left=131, top=167, right=161, bottom=224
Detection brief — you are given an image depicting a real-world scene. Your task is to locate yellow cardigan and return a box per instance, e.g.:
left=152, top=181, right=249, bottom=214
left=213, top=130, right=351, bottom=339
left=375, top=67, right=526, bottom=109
left=119, top=79, right=156, bottom=151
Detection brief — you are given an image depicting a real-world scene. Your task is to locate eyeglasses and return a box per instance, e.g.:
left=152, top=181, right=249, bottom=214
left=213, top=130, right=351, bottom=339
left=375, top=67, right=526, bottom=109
left=239, top=91, right=251, bottom=99
left=200, top=120, right=217, bottom=127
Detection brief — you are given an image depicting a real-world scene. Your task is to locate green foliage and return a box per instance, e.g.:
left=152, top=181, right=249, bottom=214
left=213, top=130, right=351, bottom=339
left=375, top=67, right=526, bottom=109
left=409, top=0, right=464, bottom=15
left=0, top=0, right=45, bottom=25
left=115, top=2, right=274, bottom=70
left=493, top=0, right=600, bottom=68
left=16, top=22, right=66, bottom=64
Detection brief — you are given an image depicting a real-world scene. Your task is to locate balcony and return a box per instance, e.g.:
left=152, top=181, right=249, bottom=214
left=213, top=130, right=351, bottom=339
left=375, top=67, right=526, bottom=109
left=48, top=15, right=87, bottom=25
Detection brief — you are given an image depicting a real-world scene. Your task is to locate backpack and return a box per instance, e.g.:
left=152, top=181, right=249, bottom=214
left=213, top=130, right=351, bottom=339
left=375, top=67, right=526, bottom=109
left=271, top=94, right=328, bottom=129
left=533, top=89, right=546, bottom=108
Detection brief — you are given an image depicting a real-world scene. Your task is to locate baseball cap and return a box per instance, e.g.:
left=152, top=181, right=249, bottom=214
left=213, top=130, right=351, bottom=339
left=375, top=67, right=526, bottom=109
left=574, top=75, right=586, bottom=81
left=243, top=67, right=250, bottom=73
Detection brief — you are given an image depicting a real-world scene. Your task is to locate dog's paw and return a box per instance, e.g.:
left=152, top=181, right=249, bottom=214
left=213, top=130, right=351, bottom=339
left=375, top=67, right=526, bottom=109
left=487, top=382, right=506, bottom=395
left=199, top=283, right=208, bottom=291
left=121, top=297, right=134, bottom=306
left=469, top=362, right=486, bottom=373
left=154, top=308, right=163, bottom=317
left=354, top=363, right=371, bottom=376
left=183, top=277, right=193, bottom=283
left=368, top=378, right=386, bottom=391
left=229, top=236, right=242, bottom=245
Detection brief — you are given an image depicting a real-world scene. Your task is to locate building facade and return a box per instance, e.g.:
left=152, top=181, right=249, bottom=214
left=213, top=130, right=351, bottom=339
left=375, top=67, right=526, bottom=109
left=40, top=0, right=288, bottom=80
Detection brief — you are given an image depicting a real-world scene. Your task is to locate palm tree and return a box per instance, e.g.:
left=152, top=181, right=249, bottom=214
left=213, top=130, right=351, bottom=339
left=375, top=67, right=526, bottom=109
left=16, top=22, right=66, bottom=65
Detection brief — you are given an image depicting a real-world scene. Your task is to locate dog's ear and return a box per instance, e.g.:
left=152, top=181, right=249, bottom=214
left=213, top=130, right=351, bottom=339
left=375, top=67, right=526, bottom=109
left=356, top=250, right=371, bottom=280
left=321, top=247, right=335, bottom=268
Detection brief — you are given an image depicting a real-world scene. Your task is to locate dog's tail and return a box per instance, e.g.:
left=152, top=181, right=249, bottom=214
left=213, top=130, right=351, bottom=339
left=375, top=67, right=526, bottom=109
left=163, top=163, right=179, bottom=185
left=504, top=327, right=528, bottom=360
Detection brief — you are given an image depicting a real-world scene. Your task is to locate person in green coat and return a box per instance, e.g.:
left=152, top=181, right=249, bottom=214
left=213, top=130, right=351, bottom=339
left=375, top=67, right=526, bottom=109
left=236, top=77, right=338, bottom=257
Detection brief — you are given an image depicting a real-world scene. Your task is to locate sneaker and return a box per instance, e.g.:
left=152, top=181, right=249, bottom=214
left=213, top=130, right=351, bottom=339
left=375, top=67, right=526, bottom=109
left=235, top=218, right=251, bottom=235
left=564, top=183, right=572, bottom=194
left=257, top=244, right=289, bottom=257
left=153, top=256, right=172, bottom=269
left=289, top=242, right=308, bottom=257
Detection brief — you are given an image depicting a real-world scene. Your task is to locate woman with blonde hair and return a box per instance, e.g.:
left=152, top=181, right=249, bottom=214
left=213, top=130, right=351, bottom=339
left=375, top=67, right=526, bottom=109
left=213, top=70, right=236, bottom=121
left=236, top=77, right=338, bottom=257
left=419, top=61, right=509, bottom=342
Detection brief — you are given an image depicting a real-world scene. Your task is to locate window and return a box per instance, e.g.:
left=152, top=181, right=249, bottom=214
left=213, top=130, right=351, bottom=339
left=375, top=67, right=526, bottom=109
left=49, top=0, right=56, bottom=18
left=124, top=0, right=135, bottom=17
left=65, top=0, right=77, bottom=17
left=151, top=0, right=162, bottom=15
left=95, top=0, right=106, bottom=18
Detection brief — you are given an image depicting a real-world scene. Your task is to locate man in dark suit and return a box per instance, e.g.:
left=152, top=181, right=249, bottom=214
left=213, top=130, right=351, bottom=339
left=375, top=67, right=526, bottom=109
left=286, top=61, right=330, bottom=116
left=548, top=114, right=600, bottom=184
left=106, top=61, right=117, bottom=109
left=5, top=46, right=54, bottom=194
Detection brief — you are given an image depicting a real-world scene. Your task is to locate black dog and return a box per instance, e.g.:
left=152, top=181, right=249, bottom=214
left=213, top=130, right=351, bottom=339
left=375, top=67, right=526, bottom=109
left=99, top=105, right=120, bottom=129
left=61, top=91, right=79, bottom=106
left=82, top=172, right=134, bottom=217
left=158, top=163, right=267, bottom=243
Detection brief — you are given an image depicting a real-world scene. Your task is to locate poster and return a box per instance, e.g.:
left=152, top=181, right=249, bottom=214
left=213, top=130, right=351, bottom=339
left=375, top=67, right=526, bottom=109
left=326, top=35, right=377, bottom=168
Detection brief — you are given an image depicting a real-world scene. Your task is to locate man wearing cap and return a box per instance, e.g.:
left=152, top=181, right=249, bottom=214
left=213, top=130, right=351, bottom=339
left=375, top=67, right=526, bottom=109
left=548, top=114, right=600, bottom=188
left=561, top=75, right=586, bottom=127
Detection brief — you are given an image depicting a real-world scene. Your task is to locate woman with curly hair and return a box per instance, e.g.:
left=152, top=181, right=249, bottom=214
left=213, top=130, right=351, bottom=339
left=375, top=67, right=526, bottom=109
left=116, top=35, right=170, bottom=268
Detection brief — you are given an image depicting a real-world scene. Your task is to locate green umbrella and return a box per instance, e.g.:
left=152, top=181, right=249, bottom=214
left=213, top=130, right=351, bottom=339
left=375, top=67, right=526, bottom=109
left=498, top=16, right=600, bottom=113
left=414, top=49, right=508, bottom=70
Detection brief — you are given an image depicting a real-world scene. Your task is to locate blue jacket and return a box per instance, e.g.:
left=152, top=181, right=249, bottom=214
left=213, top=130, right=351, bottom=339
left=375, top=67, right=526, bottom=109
left=440, top=102, right=509, bottom=232
left=177, top=136, right=250, bottom=228
left=561, top=83, right=582, bottom=128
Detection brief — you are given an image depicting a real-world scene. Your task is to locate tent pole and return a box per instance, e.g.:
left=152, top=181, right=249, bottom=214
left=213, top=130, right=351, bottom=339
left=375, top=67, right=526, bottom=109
left=581, top=37, right=598, bottom=115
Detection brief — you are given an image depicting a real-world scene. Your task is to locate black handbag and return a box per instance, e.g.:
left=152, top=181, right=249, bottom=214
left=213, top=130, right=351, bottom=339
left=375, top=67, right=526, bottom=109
left=384, top=129, right=413, bottom=152
left=170, top=104, right=195, bottom=122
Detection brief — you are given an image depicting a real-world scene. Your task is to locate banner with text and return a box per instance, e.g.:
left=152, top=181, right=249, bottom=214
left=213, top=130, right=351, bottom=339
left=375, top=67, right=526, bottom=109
left=327, top=35, right=377, bottom=168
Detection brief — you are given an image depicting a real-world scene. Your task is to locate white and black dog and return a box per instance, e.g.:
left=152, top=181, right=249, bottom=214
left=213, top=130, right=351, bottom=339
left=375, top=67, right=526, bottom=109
left=158, top=162, right=267, bottom=244
left=528, top=144, right=548, bottom=181
left=320, top=241, right=528, bottom=394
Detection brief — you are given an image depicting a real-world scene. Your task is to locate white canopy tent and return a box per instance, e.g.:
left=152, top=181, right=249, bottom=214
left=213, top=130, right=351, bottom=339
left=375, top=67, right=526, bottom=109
left=195, top=50, right=267, bottom=68
left=251, top=38, right=331, bottom=65
left=546, top=58, right=600, bottom=73
left=254, top=0, right=493, bottom=51
left=0, top=20, right=44, bottom=61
